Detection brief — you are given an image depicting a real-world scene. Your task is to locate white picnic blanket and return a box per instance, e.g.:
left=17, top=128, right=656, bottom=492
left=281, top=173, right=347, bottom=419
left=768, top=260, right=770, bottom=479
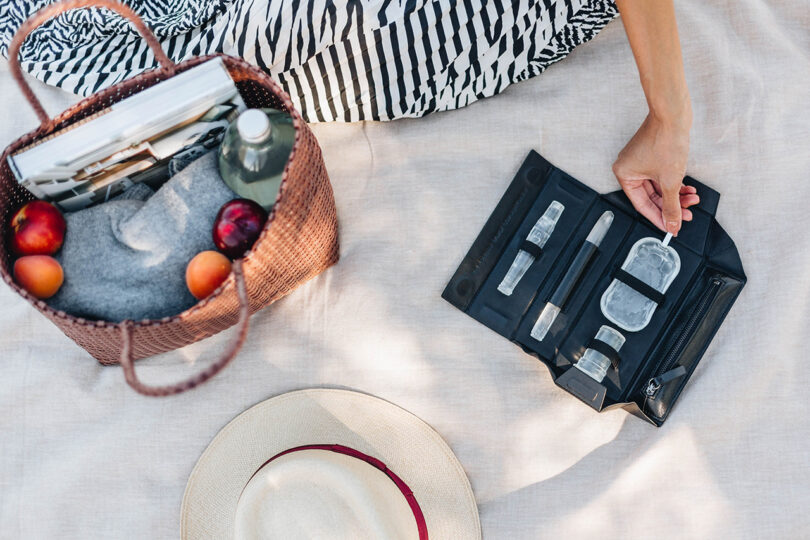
left=1, top=1, right=808, bottom=538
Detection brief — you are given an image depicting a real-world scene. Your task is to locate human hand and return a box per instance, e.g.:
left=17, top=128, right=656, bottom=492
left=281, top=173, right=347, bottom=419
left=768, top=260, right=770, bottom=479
left=612, top=113, right=698, bottom=236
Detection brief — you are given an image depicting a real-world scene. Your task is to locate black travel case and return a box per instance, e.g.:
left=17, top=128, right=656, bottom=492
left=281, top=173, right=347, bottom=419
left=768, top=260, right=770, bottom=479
left=442, top=151, right=746, bottom=426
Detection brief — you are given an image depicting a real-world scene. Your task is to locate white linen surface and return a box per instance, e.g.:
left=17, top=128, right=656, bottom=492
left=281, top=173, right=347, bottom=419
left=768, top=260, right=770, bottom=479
left=1, top=2, right=808, bottom=538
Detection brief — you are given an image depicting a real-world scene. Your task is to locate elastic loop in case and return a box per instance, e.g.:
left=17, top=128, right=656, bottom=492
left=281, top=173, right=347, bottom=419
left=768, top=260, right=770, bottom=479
left=519, top=240, right=543, bottom=259
left=587, top=337, right=621, bottom=370
left=614, top=268, right=666, bottom=306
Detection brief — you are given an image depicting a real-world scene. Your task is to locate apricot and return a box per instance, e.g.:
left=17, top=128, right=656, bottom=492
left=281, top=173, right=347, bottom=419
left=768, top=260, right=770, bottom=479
left=186, top=251, right=232, bottom=300
left=13, top=255, right=64, bottom=299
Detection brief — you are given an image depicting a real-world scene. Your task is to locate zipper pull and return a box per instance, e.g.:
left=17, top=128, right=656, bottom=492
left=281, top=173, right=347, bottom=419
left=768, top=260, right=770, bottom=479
left=644, top=365, right=688, bottom=398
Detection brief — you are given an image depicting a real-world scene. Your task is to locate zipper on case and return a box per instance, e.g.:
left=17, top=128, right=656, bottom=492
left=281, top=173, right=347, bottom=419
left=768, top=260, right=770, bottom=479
left=644, top=278, right=723, bottom=399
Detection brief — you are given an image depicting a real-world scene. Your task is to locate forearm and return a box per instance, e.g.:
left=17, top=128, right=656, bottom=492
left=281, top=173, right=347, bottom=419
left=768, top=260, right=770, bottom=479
left=614, top=0, right=692, bottom=127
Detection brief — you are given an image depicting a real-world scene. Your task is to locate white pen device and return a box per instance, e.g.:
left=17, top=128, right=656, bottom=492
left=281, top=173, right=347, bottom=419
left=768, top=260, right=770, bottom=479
left=497, top=201, right=564, bottom=296
left=530, top=210, right=614, bottom=342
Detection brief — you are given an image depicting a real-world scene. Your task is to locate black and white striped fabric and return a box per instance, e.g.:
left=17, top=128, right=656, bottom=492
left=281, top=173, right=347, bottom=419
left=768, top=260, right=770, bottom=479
left=1, top=0, right=618, bottom=122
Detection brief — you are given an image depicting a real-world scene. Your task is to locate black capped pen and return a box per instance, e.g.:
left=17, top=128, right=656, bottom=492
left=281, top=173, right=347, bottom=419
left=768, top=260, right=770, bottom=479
left=530, top=210, right=614, bottom=341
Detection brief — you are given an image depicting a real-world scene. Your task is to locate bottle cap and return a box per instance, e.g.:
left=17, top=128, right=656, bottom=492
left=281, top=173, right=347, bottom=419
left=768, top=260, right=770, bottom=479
left=237, top=109, right=272, bottom=143
left=528, top=200, right=564, bottom=249
left=585, top=211, right=614, bottom=247
left=530, top=303, right=561, bottom=342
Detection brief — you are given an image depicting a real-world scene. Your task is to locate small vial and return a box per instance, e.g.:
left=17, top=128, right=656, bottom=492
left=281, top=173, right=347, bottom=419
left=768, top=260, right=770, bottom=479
left=497, top=201, right=564, bottom=295
left=575, top=325, right=625, bottom=383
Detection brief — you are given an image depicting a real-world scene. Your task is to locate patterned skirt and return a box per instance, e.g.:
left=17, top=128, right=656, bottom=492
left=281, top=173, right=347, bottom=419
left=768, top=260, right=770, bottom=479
left=1, top=0, right=618, bottom=122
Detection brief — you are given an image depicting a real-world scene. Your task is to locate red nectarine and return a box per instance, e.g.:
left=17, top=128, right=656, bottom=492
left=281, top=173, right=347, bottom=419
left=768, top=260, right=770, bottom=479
left=212, top=199, right=267, bottom=259
left=10, top=201, right=66, bottom=255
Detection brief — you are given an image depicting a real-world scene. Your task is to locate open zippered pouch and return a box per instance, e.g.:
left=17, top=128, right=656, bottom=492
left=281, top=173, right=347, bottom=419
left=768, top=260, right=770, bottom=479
left=442, top=151, right=746, bottom=426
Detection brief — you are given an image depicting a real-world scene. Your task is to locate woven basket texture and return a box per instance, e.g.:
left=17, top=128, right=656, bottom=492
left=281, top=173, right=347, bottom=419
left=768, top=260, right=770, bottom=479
left=0, top=54, right=340, bottom=365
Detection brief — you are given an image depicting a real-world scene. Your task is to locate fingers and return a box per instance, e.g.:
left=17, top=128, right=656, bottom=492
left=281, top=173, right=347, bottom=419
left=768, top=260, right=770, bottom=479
left=622, top=184, right=666, bottom=231
left=661, top=182, right=683, bottom=235
left=625, top=186, right=693, bottom=229
left=680, top=193, right=700, bottom=208
left=679, top=184, right=700, bottom=208
left=614, top=165, right=694, bottom=234
left=645, top=181, right=699, bottom=211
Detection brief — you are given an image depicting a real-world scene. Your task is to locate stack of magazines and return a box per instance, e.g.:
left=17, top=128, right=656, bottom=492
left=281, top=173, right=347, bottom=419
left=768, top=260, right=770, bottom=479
left=8, top=57, right=245, bottom=211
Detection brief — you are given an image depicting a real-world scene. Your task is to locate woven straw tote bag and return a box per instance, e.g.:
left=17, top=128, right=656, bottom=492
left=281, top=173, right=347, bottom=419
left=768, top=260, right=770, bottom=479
left=1, top=0, right=339, bottom=396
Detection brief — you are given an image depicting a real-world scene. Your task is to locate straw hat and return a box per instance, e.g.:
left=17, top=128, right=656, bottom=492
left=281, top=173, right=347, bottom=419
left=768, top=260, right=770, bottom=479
left=181, top=389, right=481, bottom=539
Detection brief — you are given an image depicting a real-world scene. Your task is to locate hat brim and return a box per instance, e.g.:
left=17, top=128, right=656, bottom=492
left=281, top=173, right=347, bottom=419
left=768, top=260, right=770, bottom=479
left=181, top=389, right=481, bottom=539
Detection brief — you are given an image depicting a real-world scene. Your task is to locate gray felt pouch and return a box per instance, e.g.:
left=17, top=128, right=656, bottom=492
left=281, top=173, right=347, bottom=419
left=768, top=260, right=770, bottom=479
left=49, top=151, right=237, bottom=322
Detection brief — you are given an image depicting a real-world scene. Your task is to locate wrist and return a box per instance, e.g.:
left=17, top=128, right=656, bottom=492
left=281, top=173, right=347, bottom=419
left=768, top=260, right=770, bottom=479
left=648, top=91, right=692, bottom=130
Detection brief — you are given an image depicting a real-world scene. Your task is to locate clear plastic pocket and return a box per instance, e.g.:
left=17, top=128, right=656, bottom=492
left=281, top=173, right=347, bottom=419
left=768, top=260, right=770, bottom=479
left=600, top=237, right=680, bottom=332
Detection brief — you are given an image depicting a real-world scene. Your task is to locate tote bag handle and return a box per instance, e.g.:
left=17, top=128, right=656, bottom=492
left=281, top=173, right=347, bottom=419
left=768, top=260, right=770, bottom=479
left=8, top=0, right=176, bottom=130
left=118, top=260, right=251, bottom=397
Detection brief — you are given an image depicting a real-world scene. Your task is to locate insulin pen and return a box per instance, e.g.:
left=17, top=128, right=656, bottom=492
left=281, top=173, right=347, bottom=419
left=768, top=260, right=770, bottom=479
left=530, top=210, right=614, bottom=341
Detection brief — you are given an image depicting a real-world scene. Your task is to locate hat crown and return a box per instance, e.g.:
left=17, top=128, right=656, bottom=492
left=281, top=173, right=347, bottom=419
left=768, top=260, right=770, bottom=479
left=234, top=448, right=419, bottom=539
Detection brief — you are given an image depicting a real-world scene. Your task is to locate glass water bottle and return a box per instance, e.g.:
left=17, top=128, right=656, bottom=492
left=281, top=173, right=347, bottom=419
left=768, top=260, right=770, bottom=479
left=218, top=108, right=295, bottom=211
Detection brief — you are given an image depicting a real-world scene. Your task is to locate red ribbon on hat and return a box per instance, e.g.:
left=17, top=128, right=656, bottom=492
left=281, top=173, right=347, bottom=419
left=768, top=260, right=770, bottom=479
left=248, top=444, right=429, bottom=539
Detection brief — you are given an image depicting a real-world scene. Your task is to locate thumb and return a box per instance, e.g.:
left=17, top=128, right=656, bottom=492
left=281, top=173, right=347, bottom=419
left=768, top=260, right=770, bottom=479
left=661, top=182, right=683, bottom=235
